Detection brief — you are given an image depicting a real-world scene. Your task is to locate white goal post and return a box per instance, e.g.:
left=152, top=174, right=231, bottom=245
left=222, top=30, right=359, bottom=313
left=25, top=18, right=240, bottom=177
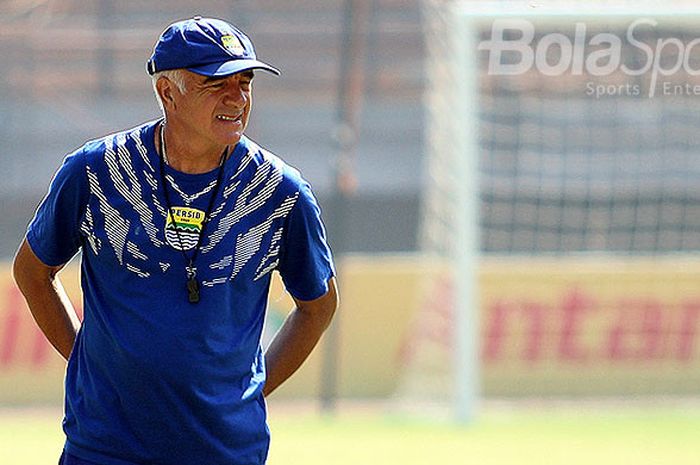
left=415, top=0, right=700, bottom=423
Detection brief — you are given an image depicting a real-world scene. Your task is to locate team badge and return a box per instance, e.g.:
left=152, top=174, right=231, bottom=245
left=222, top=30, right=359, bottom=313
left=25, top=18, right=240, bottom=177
left=165, top=207, right=205, bottom=250
left=221, top=35, right=245, bottom=55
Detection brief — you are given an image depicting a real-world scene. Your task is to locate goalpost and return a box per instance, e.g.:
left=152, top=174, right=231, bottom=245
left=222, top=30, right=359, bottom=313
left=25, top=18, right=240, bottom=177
left=406, top=0, right=700, bottom=423
left=421, top=0, right=481, bottom=423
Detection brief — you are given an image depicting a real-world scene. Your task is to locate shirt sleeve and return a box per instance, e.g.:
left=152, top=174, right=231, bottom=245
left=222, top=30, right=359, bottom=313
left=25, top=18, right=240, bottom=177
left=277, top=182, right=336, bottom=301
left=26, top=148, right=89, bottom=266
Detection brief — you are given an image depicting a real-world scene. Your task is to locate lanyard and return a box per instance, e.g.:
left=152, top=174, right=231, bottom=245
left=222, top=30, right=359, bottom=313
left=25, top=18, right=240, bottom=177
left=158, top=123, right=228, bottom=304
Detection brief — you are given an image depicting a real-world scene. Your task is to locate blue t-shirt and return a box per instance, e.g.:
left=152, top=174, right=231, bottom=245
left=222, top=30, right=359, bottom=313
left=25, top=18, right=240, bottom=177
left=27, top=120, right=335, bottom=465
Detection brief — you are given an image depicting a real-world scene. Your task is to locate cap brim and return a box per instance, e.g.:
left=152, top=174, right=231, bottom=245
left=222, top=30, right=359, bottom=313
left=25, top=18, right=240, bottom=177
left=187, top=59, right=280, bottom=77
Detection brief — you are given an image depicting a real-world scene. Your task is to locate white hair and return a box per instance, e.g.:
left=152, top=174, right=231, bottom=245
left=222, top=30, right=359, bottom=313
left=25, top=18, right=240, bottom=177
left=151, top=69, right=188, bottom=112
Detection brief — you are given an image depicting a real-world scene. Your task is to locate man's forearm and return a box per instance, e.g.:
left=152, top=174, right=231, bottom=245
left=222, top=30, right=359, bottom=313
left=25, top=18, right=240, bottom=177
left=263, top=278, right=338, bottom=396
left=13, top=240, right=80, bottom=361
left=22, top=276, right=80, bottom=360
left=263, top=307, right=331, bottom=396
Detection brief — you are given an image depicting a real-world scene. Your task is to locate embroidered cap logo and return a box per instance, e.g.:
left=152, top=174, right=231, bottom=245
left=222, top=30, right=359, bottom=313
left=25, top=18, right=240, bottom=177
left=222, top=35, right=245, bottom=55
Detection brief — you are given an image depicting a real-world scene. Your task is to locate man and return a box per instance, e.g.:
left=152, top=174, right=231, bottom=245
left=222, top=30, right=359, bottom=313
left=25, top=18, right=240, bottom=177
left=12, top=17, right=337, bottom=465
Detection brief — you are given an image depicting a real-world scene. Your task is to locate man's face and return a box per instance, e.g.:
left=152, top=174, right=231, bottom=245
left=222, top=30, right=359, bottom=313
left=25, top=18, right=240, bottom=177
left=168, top=69, right=254, bottom=149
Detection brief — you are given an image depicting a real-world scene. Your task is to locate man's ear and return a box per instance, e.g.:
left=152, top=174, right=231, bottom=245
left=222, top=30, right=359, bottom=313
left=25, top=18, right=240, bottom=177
left=156, top=77, right=177, bottom=111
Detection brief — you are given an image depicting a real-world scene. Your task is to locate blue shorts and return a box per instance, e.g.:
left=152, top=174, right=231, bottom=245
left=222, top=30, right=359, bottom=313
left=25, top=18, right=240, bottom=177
left=59, top=451, right=103, bottom=465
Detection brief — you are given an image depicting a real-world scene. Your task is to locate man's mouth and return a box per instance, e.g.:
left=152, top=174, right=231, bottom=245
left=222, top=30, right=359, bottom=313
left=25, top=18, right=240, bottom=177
left=217, top=113, right=243, bottom=122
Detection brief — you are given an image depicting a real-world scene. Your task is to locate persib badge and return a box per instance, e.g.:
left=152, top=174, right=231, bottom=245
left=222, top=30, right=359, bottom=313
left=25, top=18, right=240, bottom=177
left=165, top=207, right=205, bottom=251
left=222, top=35, right=245, bottom=55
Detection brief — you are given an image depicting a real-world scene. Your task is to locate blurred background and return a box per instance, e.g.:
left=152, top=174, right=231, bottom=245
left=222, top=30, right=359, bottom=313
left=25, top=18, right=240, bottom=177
left=0, top=0, right=424, bottom=402
left=0, top=0, right=423, bottom=255
left=2, top=1, right=700, bottom=464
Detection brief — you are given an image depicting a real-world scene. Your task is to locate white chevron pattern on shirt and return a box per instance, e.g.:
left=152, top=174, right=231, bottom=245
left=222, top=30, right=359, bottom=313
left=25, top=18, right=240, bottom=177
left=104, top=134, right=163, bottom=248
left=86, top=165, right=130, bottom=266
left=80, top=206, right=102, bottom=255
left=254, top=226, right=284, bottom=281
left=203, top=159, right=283, bottom=254
left=231, top=192, right=299, bottom=280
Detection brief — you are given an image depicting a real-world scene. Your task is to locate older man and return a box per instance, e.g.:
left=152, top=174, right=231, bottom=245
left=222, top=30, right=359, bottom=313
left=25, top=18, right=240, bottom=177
left=13, top=17, right=337, bottom=465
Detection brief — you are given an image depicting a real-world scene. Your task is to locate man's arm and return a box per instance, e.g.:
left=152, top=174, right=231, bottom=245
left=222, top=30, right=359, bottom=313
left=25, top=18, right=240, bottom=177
left=12, top=238, right=81, bottom=361
left=263, top=277, right=338, bottom=396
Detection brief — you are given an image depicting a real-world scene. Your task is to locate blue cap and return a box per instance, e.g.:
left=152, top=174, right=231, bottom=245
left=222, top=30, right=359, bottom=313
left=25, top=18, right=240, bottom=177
left=147, top=17, right=280, bottom=77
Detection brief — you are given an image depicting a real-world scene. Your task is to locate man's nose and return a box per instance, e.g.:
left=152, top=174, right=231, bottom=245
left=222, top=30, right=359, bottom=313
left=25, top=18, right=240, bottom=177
left=222, top=81, right=247, bottom=106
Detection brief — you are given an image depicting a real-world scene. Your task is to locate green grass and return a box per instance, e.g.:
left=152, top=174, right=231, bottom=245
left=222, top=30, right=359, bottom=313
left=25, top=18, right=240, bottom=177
left=2, top=404, right=699, bottom=465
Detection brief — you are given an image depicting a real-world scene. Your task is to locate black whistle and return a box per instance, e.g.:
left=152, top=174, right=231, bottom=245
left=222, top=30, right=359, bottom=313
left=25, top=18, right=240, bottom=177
left=187, top=277, right=200, bottom=304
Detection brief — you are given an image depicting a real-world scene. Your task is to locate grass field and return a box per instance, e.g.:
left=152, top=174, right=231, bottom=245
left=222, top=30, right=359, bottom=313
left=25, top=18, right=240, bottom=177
left=2, top=401, right=699, bottom=465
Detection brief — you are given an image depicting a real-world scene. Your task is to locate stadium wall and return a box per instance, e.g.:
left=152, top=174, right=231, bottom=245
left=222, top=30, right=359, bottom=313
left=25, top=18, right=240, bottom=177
left=1, top=255, right=699, bottom=404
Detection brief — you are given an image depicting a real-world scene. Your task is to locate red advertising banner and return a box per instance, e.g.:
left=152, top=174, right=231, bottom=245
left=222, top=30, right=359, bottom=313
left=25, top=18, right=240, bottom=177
left=2, top=256, right=699, bottom=403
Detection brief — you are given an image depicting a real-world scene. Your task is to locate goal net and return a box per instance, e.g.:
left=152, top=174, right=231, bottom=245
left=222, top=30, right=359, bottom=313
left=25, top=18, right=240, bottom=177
left=400, top=0, right=700, bottom=421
